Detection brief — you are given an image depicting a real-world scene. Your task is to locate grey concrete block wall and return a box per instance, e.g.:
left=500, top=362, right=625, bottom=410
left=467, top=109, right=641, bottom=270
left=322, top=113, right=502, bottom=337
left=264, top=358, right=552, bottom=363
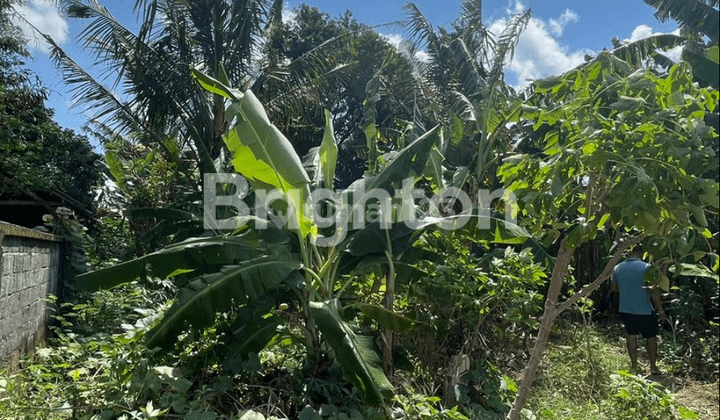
left=0, top=221, right=63, bottom=366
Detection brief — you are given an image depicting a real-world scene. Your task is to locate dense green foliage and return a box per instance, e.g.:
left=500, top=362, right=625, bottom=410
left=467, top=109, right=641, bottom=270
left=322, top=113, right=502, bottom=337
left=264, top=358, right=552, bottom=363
left=0, top=88, right=100, bottom=210
left=0, top=0, right=718, bottom=419
left=0, top=1, right=100, bottom=222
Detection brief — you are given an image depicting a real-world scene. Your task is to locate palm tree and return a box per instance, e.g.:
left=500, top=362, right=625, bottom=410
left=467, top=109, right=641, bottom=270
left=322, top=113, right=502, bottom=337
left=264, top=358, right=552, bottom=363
left=645, top=0, right=718, bottom=44
left=403, top=0, right=530, bottom=188
left=401, top=0, right=531, bottom=407
left=644, top=0, right=719, bottom=88
left=34, top=0, right=346, bottom=176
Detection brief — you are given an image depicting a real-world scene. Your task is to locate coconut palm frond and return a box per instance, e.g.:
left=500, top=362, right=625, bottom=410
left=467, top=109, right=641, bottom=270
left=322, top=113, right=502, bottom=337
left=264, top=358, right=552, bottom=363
left=403, top=2, right=443, bottom=61
left=458, top=0, right=484, bottom=29
left=82, top=120, right=129, bottom=147
left=254, top=34, right=352, bottom=118
left=222, top=0, right=272, bottom=79
left=479, top=8, right=529, bottom=135
left=450, top=37, right=487, bottom=102
left=644, top=0, right=719, bottom=43
left=41, top=33, right=142, bottom=135
left=611, top=33, right=685, bottom=67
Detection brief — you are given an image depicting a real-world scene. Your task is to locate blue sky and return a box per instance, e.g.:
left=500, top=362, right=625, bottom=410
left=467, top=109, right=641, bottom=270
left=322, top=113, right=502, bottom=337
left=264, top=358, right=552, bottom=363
left=12, top=0, right=679, bottom=144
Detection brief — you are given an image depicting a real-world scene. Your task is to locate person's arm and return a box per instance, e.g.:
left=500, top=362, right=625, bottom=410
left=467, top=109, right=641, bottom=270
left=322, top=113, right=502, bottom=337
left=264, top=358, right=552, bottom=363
left=650, top=287, right=665, bottom=320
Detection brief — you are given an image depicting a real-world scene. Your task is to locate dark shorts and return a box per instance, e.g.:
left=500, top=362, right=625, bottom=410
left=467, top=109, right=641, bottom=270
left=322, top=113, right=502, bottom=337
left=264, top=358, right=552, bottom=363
left=619, top=312, right=659, bottom=339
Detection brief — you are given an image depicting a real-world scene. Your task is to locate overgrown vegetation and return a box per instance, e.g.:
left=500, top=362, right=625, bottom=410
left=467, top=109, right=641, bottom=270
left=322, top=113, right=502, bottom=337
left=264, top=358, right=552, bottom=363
left=1, top=0, right=718, bottom=419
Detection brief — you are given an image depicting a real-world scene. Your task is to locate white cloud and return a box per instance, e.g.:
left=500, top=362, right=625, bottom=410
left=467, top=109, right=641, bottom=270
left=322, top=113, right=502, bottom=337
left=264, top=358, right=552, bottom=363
left=380, top=32, right=431, bottom=63
left=11, top=0, right=69, bottom=53
left=625, top=25, right=683, bottom=63
left=627, top=24, right=654, bottom=42
left=506, top=1, right=525, bottom=15
left=282, top=5, right=297, bottom=25
left=379, top=33, right=403, bottom=49
left=415, top=50, right=431, bottom=63
left=548, top=10, right=579, bottom=37
left=491, top=1, right=587, bottom=89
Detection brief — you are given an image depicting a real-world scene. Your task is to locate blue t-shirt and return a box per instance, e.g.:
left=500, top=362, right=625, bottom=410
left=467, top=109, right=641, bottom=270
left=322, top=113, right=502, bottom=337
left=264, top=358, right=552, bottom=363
left=612, top=258, right=654, bottom=315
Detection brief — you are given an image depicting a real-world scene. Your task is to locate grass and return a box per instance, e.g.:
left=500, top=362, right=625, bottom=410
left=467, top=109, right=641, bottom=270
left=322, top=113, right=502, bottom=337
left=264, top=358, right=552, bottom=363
left=1, top=291, right=716, bottom=420
left=527, top=321, right=627, bottom=420
left=525, top=318, right=718, bottom=420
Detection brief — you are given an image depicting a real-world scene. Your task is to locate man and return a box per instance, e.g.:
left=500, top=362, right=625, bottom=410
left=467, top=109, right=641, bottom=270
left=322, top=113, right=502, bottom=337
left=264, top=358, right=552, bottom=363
left=611, top=245, right=666, bottom=375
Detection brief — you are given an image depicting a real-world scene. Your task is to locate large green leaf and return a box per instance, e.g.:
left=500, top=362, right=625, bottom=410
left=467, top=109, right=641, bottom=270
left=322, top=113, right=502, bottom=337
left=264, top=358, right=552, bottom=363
left=309, top=299, right=393, bottom=406
left=342, top=126, right=440, bottom=227
left=345, top=222, right=423, bottom=257
left=347, top=303, right=417, bottom=332
left=146, top=254, right=300, bottom=349
left=192, top=68, right=244, bottom=101
left=194, top=69, right=313, bottom=237
left=304, top=110, right=339, bottom=190
left=224, top=91, right=313, bottom=237
left=74, top=234, right=269, bottom=291
left=224, top=310, right=283, bottom=373
left=318, top=110, right=339, bottom=190
left=221, top=292, right=290, bottom=373
left=670, top=263, right=719, bottom=280
left=423, top=146, right=445, bottom=191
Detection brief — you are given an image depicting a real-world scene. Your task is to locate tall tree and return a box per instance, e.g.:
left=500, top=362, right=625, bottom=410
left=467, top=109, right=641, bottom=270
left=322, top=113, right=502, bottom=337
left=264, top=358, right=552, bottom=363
left=1, top=0, right=101, bottom=225
left=264, top=4, right=418, bottom=187
left=30, top=0, right=345, bottom=177
left=403, top=0, right=530, bottom=188
left=0, top=0, right=28, bottom=85
left=501, top=53, right=718, bottom=419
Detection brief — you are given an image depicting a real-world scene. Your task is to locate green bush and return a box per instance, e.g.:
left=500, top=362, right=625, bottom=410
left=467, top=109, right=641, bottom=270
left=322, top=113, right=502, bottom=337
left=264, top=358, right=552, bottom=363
left=603, top=370, right=698, bottom=420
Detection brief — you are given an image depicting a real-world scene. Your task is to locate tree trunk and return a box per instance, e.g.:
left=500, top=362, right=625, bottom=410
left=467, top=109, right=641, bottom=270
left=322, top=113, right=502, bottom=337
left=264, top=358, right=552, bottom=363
left=507, top=235, right=641, bottom=419
left=508, top=237, right=574, bottom=420
left=381, top=225, right=396, bottom=376
left=382, top=257, right=395, bottom=376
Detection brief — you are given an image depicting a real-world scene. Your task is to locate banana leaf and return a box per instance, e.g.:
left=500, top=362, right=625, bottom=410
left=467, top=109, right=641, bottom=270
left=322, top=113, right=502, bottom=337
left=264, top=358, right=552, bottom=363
left=670, top=263, right=719, bottom=281
left=342, top=126, right=440, bottom=227
left=302, top=110, right=339, bottom=190
left=224, top=312, right=283, bottom=373
left=146, top=253, right=300, bottom=349
left=318, top=110, right=338, bottom=189
left=74, top=234, right=272, bottom=291
left=194, top=70, right=313, bottom=238
left=309, top=299, right=393, bottom=406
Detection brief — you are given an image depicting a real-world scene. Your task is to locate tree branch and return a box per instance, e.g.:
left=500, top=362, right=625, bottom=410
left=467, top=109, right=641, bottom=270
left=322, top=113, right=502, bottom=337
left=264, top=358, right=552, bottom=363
left=555, top=234, right=642, bottom=314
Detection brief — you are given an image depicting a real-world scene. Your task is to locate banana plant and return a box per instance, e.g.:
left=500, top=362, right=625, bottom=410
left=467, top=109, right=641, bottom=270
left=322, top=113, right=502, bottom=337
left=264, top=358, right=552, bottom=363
left=74, top=69, right=439, bottom=411
left=76, top=67, right=529, bottom=413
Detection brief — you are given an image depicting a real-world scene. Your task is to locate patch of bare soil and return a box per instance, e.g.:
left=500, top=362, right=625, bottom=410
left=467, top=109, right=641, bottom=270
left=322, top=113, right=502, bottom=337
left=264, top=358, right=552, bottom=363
left=674, top=381, right=719, bottom=420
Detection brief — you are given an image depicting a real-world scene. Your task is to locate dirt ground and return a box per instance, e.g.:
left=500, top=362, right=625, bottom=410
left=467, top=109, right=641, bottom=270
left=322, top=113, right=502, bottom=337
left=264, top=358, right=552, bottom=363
left=674, top=381, right=720, bottom=420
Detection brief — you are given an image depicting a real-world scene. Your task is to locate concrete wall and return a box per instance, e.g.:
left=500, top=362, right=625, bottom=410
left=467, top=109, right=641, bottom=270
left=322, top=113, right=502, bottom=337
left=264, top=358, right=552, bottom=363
left=0, top=221, right=62, bottom=366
